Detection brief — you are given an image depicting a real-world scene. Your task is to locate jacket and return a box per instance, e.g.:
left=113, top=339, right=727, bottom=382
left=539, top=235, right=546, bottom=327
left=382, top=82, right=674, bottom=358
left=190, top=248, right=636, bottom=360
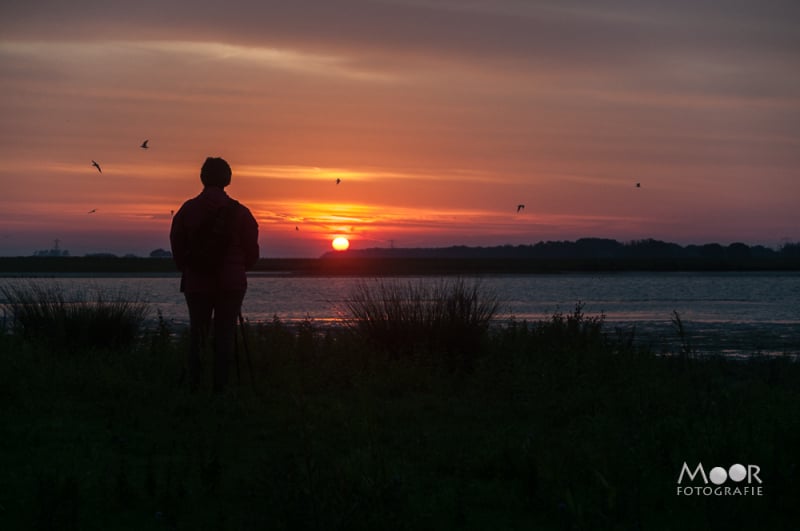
left=170, top=186, right=259, bottom=293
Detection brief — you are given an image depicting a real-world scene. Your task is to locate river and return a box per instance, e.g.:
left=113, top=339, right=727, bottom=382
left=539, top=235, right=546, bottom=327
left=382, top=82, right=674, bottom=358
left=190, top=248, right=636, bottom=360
left=2, top=271, right=798, bottom=357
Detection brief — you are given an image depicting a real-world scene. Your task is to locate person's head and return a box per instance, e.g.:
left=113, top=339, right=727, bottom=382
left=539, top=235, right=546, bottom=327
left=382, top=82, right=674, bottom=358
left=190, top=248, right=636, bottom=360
left=200, top=157, right=232, bottom=188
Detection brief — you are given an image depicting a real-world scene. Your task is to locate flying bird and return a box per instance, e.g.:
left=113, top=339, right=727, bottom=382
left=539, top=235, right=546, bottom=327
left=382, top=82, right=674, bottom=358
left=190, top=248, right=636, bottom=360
left=91, top=160, right=102, bottom=173
left=140, top=140, right=149, bottom=149
left=88, top=209, right=96, bottom=214
left=336, top=178, right=341, bottom=185
left=295, top=226, right=299, bottom=231
left=636, top=182, right=641, bottom=188
left=517, top=204, right=525, bottom=213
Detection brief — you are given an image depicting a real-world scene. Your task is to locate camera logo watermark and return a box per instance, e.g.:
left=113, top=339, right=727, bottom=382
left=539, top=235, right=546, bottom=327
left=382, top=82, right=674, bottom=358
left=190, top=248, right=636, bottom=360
left=676, top=462, right=763, bottom=496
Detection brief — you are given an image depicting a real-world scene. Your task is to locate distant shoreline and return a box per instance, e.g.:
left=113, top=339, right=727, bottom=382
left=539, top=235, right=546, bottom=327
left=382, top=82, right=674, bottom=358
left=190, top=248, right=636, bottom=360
left=6, top=239, right=799, bottom=275
left=0, top=255, right=798, bottom=277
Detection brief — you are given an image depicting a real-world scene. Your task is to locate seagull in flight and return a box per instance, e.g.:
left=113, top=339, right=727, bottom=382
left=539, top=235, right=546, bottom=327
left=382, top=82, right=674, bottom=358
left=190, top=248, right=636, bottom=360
left=91, top=160, right=102, bottom=173
left=140, top=139, right=149, bottom=149
left=517, top=204, right=525, bottom=213
left=88, top=209, right=96, bottom=214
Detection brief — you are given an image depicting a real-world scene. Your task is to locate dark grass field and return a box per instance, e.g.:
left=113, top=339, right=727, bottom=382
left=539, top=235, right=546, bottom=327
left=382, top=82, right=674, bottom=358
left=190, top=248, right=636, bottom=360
left=1, top=282, right=799, bottom=530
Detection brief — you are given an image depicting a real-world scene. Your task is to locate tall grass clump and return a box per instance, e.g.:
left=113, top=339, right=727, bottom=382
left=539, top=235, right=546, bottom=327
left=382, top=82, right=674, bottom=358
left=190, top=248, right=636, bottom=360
left=345, top=277, right=499, bottom=371
left=530, top=302, right=606, bottom=354
left=488, top=303, right=648, bottom=397
left=670, top=310, right=695, bottom=369
left=0, top=281, right=148, bottom=352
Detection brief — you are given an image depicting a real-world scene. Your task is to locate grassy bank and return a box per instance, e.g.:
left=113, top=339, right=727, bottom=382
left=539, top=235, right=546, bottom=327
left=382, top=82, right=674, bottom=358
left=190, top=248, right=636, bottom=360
left=1, top=282, right=798, bottom=530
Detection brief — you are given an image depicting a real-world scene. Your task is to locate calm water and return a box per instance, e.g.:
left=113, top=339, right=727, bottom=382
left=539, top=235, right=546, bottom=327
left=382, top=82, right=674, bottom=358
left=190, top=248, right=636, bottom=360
left=2, top=272, right=799, bottom=356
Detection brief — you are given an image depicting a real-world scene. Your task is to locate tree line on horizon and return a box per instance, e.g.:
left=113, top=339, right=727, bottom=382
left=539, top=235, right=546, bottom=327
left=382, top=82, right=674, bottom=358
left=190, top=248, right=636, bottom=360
left=5, top=238, right=800, bottom=272
left=323, top=238, right=800, bottom=269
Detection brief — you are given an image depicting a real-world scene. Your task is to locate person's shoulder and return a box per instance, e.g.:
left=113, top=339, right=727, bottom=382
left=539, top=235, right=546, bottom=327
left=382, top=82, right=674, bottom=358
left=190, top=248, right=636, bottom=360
left=181, top=192, right=206, bottom=206
left=174, top=196, right=194, bottom=214
left=228, top=197, right=250, bottom=212
left=240, top=202, right=256, bottom=218
left=231, top=200, right=257, bottom=225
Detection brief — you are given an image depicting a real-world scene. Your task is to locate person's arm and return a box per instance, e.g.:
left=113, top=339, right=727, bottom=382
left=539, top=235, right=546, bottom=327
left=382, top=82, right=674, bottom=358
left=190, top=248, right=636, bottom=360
left=170, top=207, right=188, bottom=271
left=241, top=208, right=260, bottom=270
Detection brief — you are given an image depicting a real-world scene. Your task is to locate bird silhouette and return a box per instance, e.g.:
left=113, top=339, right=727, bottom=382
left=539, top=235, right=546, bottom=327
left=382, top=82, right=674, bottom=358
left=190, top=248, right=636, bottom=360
left=140, top=140, right=149, bottom=149
left=636, top=182, right=641, bottom=188
left=88, top=209, right=96, bottom=214
left=91, top=160, right=102, bottom=173
left=336, top=178, right=341, bottom=185
left=170, top=209, right=175, bottom=217
left=517, top=204, right=525, bottom=213
left=295, top=226, right=299, bottom=231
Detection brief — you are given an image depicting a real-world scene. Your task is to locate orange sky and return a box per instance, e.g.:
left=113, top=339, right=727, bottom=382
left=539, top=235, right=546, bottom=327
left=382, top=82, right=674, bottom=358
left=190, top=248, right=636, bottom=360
left=1, top=1, right=798, bottom=257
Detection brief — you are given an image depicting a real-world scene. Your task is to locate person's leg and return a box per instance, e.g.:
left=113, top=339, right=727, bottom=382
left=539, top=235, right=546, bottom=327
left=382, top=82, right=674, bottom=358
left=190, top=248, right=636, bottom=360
left=185, top=292, right=213, bottom=390
left=212, top=290, right=245, bottom=392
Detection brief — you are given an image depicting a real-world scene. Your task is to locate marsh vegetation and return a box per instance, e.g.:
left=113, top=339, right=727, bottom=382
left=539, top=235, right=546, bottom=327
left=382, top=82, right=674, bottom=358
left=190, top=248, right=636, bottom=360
left=1, top=279, right=798, bottom=530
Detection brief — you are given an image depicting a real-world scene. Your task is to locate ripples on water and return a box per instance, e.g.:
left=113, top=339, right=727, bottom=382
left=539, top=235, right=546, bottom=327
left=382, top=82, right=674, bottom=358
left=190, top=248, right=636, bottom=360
left=2, top=272, right=798, bottom=357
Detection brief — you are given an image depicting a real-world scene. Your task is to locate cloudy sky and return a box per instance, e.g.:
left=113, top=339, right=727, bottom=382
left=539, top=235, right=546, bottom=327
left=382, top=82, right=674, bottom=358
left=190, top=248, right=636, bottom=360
left=1, top=0, right=798, bottom=257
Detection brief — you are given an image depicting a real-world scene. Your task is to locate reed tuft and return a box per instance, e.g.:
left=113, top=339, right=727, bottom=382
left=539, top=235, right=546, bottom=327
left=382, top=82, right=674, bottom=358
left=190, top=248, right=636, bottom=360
left=345, top=277, right=499, bottom=370
left=0, top=281, right=148, bottom=352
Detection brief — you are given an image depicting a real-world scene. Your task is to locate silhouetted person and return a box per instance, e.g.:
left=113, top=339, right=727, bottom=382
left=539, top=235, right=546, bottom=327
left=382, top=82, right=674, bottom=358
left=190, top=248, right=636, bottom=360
left=170, top=157, right=259, bottom=392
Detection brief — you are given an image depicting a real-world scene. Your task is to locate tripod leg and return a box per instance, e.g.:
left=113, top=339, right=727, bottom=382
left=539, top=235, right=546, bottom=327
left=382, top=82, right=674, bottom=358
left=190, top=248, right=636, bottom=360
left=233, top=319, right=241, bottom=385
left=239, top=312, right=255, bottom=388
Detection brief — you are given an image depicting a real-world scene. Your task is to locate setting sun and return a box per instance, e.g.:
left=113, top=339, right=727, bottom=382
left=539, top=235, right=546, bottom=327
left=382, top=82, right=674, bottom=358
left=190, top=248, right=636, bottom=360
left=331, top=237, right=350, bottom=251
